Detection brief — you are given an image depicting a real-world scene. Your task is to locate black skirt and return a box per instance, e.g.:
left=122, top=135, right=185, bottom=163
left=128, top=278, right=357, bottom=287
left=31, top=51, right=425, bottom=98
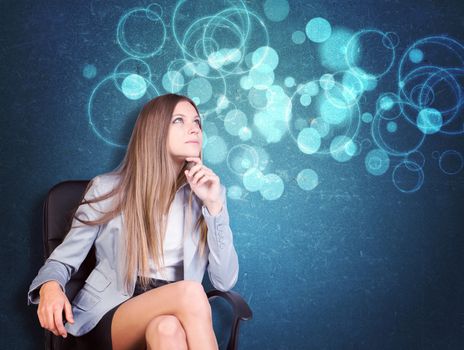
left=72, top=277, right=173, bottom=350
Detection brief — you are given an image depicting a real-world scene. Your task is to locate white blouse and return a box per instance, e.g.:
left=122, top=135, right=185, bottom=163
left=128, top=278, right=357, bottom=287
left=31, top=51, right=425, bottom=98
left=139, top=184, right=187, bottom=282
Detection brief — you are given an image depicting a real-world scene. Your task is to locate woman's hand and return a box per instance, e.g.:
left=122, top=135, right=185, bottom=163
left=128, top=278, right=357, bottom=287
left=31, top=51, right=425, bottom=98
left=37, top=280, right=74, bottom=338
left=184, top=156, right=223, bottom=214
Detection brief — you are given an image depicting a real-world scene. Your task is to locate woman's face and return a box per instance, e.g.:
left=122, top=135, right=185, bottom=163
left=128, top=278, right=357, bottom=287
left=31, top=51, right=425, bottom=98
left=167, top=100, right=203, bottom=164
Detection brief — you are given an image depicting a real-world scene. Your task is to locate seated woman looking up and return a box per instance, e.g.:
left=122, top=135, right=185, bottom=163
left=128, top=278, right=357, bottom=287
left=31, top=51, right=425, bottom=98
left=27, top=93, right=239, bottom=350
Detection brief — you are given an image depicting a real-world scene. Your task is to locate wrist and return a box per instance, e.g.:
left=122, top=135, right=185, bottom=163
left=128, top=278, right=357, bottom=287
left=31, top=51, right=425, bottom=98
left=204, top=201, right=223, bottom=216
left=40, top=280, right=61, bottom=294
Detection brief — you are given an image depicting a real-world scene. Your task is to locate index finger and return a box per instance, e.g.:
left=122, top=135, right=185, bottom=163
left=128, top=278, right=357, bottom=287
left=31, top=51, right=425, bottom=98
left=53, top=308, right=67, bottom=338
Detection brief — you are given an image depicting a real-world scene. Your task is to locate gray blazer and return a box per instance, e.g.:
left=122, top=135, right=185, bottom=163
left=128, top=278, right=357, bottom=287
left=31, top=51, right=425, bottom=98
left=27, top=173, right=239, bottom=336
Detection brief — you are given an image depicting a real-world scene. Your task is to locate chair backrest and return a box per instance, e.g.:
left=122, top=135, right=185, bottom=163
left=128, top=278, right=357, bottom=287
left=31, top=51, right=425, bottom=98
left=43, top=180, right=96, bottom=301
left=43, top=180, right=96, bottom=350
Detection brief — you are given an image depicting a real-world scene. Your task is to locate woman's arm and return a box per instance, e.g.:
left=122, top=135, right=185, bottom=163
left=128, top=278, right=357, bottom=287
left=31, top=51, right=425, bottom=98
left=27, top=176, right=104, bottom=305
left=203, top=185, right=239, bottom=292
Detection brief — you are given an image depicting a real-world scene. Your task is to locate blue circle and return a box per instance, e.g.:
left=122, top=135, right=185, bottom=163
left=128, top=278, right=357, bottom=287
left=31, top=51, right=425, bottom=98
left=260, top=173, right=285, bottom=200
left=300, top=94, right=312, bottom=107
left=162, top=70, right=184, bottom=93
left=292, top=30, right=306, bottom=44
left=83, top=64, right=97, bottom=79
left=379, top=96, right=394, bottom=110
left=116, top=7, right=166, bottom=58
left=252, top=46, right=279, bottom=71
left=227, top=185, right=243, bottom=200
left=121, top=74, right=147, bottom=100
left=297, top=169, right=319, bottom=191
left=297, top=128, right=321, bottom=154
left=387, top=121, right=397, bottom=133
left=224, top=109, right=248, bottom=136
left=319, top=28, right=355, bottom=71
left=417, top=108, right=443, bottom=134
left=362, top=112, right=373, bottom=123
left=392, top=161, right=424, bottom=193
left=88, top=73, right=159, bottom=148
left=263, top=0, right=290, bottom=22
left=439, top=150, right=463, bottom=175
left=409, top=48, right=424, bottom=63
left=187, top=77, right=213, bottom=105
left=243, top=167, right=265, bottom=192
left=238, top=127, right=252, bottom=141
left=330, top=136, right=355, bottom=162
left=240, top=76, right=253, bottom=90
left=147, top=3, right=163, bottom=19
left=405, top=151, right=425, bottom=170
left=306, top=17, right=332, bottom=43
left=284, top=76, right=295, bottom=87
left=365, top=148, right=390, bottom=176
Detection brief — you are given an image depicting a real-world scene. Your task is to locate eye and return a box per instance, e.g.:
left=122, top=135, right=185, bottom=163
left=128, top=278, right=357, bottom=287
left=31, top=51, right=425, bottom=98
left=173, top=117, right=202, bottom=128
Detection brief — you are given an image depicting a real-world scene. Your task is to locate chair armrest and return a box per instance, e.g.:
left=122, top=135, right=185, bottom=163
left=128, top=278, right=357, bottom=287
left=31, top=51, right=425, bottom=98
left=206, top=289, right=252, bottom=320
left=207, top=289, right=253, bottom=350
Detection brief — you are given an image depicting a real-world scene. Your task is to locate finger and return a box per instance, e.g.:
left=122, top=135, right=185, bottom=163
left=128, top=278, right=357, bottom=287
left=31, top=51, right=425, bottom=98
left=185, top=165, right=202, bottom=181
left=37, top=308, right=45, bottom=328
left=188, top=164, right=203, bottom=177
left=53, top=307, right=67, bottom=337
left=185, top=158, right=201, bottom=171
left=185, top=158, right=203, bottom=173
left=197, top=166, right=213, bottom=175
left=64, top=299, right=74, bottom=324
left=44, top=307, right=56, bottom=334
left=194, top=169, right=213, bottom=185
left=191, top=169, right=207, bottom=184
left=191, top=165, right=213, bottom=181
left=197, top=175, right=213, bottom=187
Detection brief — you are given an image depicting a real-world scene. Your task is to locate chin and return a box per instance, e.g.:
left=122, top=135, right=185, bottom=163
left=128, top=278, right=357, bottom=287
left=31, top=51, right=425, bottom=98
left=178, top=152, right=200, bottom=159
left=185, top=149, right=201, bottom=156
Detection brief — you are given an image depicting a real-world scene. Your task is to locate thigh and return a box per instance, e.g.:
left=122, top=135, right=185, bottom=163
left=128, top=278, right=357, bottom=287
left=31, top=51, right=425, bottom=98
left=111, top=280, right=206, bottom=350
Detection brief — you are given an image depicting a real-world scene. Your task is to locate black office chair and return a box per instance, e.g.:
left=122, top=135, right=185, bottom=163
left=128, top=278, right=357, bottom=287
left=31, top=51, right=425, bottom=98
left=42, top=180, right=252, bottom=350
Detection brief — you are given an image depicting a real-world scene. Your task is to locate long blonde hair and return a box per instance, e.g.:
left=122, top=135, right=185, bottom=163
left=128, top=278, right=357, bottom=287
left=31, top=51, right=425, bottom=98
left=70, top=94, right=208, bottom=292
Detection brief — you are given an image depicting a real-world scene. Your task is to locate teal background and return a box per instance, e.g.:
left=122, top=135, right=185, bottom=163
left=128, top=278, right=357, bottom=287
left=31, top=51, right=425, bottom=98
left=1, top=0, right=463, bottom=348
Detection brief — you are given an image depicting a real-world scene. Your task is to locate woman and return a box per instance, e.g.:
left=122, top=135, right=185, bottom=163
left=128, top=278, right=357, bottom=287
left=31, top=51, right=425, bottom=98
left=27, top=93, right=239, bottom=350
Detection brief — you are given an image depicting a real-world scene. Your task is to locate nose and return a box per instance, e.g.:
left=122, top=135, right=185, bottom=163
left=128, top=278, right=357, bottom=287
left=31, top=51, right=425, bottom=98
left=188, top=121, right=201, bottom=134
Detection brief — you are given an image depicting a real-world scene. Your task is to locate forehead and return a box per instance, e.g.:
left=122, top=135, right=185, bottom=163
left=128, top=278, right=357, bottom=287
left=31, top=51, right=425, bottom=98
left=172, top=100, right=198, bottom=116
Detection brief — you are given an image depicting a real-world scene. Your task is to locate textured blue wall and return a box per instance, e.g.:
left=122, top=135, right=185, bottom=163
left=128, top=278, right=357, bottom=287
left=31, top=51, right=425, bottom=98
left=1, top=0, right=463, bottom=349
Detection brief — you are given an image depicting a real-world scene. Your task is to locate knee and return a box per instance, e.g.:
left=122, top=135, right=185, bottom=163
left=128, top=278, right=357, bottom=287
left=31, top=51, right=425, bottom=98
left=177, top=280, right=212, bottom=319
left=145, top=315, right=186, bottom=342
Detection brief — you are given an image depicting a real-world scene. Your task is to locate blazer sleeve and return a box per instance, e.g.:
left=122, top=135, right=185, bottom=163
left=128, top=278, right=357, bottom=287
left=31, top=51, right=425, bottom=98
left=27, top=176, right=104, bottom=305
left=202, top=184, right=239, bottom=292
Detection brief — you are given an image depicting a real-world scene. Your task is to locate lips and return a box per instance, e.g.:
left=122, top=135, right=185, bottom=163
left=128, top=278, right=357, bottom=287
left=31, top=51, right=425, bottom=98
left=185, top=141, right=199, bottom=144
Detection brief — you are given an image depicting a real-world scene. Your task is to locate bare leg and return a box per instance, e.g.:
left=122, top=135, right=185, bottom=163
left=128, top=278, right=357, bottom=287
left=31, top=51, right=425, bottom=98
left=111, top=280, right=218, bottom=350
left=145, top=315, right=187, bottom=350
